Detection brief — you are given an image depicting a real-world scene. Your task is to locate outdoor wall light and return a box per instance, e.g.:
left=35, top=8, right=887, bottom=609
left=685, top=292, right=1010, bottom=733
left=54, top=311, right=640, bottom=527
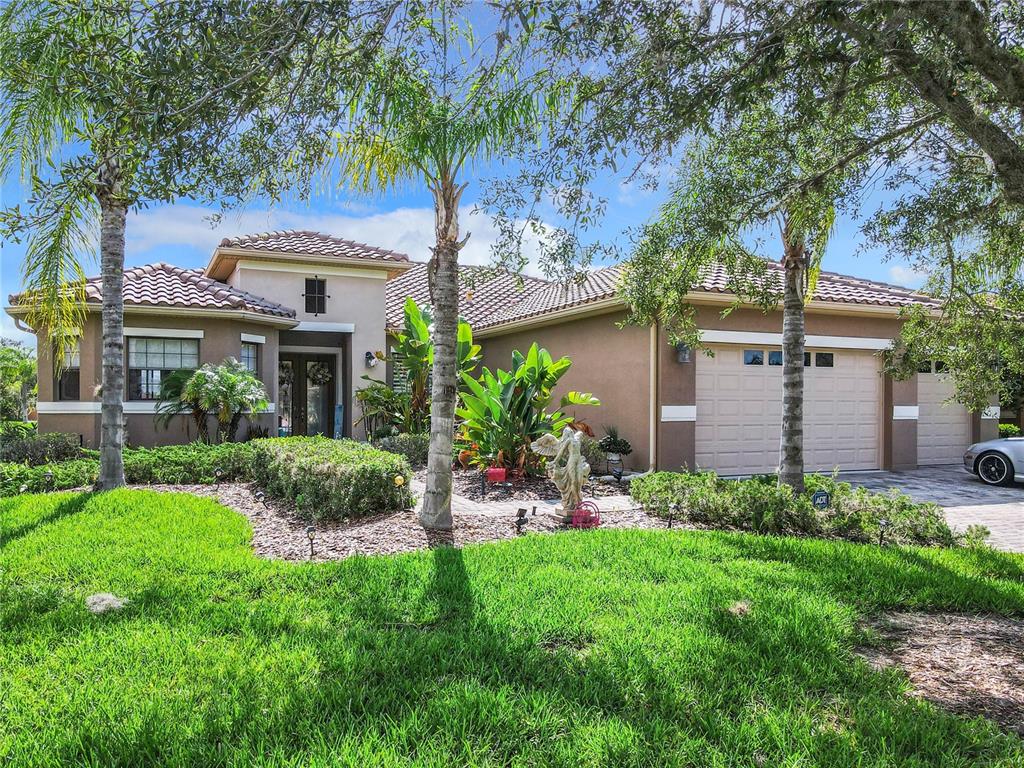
left=365, top=351, right=378, bottom=368
left=675, top=343, right=692, bottom=364
left=306, top=525, right=316, bottom=559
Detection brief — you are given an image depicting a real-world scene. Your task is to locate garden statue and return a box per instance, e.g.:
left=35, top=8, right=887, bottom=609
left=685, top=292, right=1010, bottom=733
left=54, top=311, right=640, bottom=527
left=531, top=427, right=590, bottom=514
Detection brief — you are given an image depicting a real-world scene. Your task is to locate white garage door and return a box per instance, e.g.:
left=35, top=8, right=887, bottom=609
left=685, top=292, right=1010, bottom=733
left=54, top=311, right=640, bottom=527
left=918, top=366, right=972, bottom=465
left=695, top=345, right=881, bottom=475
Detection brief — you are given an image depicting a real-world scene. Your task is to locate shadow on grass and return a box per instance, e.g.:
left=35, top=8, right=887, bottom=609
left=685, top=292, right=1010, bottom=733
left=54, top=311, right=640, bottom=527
left=1, top=492, right=94, bottom=546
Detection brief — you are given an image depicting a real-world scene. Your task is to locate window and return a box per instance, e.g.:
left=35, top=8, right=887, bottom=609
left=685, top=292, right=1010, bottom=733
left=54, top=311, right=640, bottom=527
left=743, top=350, right=764, bottom=365
left=917, top=359, right=933, bottom=373
left=768, top=351, right=783, bottom=366
left=241, top=342, right=259, bottom=374
left=934, top=360, right=947, bottom=373
left=127, top=337, right=199, bottom=400
left=304, top=277, right=328, bottom=315
left=804, top=352, right=811, bottom=367
left=56, top=343, right=81, bottom=401
left=814, top=352, right=834, bottom=368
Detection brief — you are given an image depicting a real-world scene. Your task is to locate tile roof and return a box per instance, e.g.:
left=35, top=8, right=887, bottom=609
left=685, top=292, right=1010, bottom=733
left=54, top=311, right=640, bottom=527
left=218, top=230, right=410, bottom=263
left=385, top=263, right=550, bottom=330
left=7, top=263, right=296, bottom=319
left=385, top=259, right=940, bottom=332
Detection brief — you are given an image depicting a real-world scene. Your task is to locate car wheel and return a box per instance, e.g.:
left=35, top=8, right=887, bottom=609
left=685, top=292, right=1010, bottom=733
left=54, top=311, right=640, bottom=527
left=976, top=451, right=1014, bottom=486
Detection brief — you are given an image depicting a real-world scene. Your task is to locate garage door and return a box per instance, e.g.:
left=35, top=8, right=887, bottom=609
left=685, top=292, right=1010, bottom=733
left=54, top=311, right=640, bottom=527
left=918, top=365, right=972, bottom=465
left=695, top=345, right=881, bottom=475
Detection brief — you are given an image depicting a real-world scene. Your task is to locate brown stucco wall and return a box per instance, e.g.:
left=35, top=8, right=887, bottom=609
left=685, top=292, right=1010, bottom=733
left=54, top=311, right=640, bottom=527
left=479, top=311, right=653, bottom=470
left=35, top=310, right=282, bottom=448
left=656, top=323, right=696, bottom=471
left=883, top=375, right=918, bottom=470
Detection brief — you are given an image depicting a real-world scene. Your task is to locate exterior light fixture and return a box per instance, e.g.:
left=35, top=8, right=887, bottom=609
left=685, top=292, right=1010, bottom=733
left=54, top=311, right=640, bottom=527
left=254, top=490, right=267, bottom=506
left=877, top=518, right=891, bottom=546
left=213, top=468, right=223, bottom=485
left=306, top=525, right=316, bottom=559
left=675, top=343, right=692, bottom=363
left=365, top=351, right=378, bottom=368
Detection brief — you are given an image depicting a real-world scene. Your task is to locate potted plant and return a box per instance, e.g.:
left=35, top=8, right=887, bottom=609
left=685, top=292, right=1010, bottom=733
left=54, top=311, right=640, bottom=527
left=598, top=426, right=632, bottom=465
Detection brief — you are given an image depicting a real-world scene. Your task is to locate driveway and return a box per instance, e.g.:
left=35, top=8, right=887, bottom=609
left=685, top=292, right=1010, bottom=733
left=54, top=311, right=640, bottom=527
left=840, top=465, right=1024, bottom=553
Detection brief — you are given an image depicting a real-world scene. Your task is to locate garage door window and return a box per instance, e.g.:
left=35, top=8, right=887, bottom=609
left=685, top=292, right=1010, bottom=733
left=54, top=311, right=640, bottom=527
left=815, top=352, right=834, bottom=368
left=768, top=351, right=783, bottom=366
left=743, top=350, right=764, bottom=365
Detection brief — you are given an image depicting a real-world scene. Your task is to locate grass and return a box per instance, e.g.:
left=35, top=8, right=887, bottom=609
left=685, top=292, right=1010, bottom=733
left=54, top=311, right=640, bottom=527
left=2, top=490, right=1024, bottom=767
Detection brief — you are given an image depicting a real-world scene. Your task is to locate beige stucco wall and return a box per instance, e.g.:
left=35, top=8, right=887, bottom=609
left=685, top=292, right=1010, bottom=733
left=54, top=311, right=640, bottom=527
left=232, top=264, right=389, bottom=427
left=35, top=310, right=281, bottom=448
left=479, top=310, right=653, bottom=471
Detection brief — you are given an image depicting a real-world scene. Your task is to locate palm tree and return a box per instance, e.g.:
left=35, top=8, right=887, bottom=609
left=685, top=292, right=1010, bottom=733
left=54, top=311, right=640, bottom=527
left=332, top=19, right=542, bottom=530
left=157, top=360, right=269, bottom=444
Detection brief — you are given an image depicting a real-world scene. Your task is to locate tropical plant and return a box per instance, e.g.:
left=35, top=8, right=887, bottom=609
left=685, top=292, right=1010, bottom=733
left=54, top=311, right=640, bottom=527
left=388, top=297, right=481, bottom=434
left=156, top=359, right=268, bottom=444
left=456, top=343, right=599, bottom=472
left=0, top=339, right=36, bottom=421
left=354, top=378, right=413, bottom=440
left=598, top=427, right=632, bottom=457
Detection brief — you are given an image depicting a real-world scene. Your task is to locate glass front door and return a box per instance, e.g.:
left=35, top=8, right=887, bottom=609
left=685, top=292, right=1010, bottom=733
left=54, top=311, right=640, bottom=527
left=277, top=353, right=336, bottom=437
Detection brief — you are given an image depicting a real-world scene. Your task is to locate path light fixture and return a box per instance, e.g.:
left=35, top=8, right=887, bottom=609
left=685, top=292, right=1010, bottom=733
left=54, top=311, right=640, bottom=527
left=877, top=518, right=891, bottom=546
left=43, top=470, right=54, bottom=490
left=213, top=468, right=224, bottom=486
left=254, top=490, right=267, bottom=507
left=531, top=505, right=537, bottom=516
left=306, top=525, right=316, bottom=559
left=668, top=502, right=681, bottom=529
left=19, top=484, right=28, bottom=494
left=393, top=475, right=405, bottom=487
left=515, top=507, right=529, bottom=534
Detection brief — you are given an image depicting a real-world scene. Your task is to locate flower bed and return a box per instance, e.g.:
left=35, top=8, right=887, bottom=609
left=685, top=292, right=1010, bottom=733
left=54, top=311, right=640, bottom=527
left=631, top=471, right=968, bottom=547
left=249, top=437, right=412, bottom=520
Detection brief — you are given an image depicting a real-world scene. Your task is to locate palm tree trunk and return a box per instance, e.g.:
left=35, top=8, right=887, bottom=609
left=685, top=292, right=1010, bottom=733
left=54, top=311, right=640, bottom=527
left=420, top=177, right=466, bottom=531
left=95, top=156, right=127, bottom=490
left=779, top=231, right=807, bottom=493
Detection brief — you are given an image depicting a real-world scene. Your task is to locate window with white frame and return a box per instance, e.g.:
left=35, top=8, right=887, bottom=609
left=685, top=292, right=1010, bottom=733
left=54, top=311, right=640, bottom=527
left=56, top=343, right=81, bottom=401
left=743, top=349, right=764, bottom=365
left=241, top=342, right=259, bottom=374
left=127, top=337, right=199, bottom=400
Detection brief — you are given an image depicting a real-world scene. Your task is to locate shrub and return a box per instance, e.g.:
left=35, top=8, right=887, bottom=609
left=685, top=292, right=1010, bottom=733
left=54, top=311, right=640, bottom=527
left=0, top=431, right=84, bottom=466
left=374, top=432, right=430, bottom=467
left=598, top=426, right=632, bottom=457
left=631, top=470, right=958, bottom=547
left=579, top=435, right=606, bottom=474
left=123, top=442, right=256, bottom=484
left=0, top=459, right=98, bottom=495
left=249, top=437, right=412, bottom=520
left=0, top=421, right=36, bottom=440
left=999, top=423, right=1021, bottom=438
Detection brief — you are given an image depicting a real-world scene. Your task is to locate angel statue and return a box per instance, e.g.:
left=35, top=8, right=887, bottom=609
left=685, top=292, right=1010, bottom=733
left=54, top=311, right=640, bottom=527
left=531, top=427, right=591, bottom=513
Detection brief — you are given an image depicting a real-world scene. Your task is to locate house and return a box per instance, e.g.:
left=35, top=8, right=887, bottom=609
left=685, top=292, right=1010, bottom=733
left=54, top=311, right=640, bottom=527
left=6, top=229, right=999, bottom=473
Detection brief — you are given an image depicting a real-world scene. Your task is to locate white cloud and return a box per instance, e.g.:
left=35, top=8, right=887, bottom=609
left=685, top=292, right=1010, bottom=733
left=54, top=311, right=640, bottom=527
left=126, top=203, right=550, bottom=277
left=888, top=264, right=928, bottom=288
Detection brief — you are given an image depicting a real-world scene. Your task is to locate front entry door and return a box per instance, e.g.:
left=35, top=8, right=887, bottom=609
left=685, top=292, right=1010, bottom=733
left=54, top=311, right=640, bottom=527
left=278, top=354, right=336, bottom=437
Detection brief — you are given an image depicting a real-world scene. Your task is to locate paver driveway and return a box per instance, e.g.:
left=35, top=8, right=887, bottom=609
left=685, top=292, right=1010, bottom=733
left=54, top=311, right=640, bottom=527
left=840, top=465, right=1024, bottom=553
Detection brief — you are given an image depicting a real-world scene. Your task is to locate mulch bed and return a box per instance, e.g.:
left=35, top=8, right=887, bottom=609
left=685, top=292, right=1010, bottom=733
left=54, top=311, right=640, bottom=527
left=858, top=611, right=1024, bottom=736
left=143, top=483, right=664, bottom=562
left=425, top=468, right=634, bottom=502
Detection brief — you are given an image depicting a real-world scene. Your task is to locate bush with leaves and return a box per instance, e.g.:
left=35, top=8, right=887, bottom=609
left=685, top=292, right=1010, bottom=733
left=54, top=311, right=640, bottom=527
left=597, top=426, right=632, bottom=457
left=457, top=343, right=600, bottom=471
left=354, top=379, right=413, bottom=439
left=122, top=442, right=256, bottom=484
left=999, top=423, right=1022, bottom=438
left=0, top=431, right=84, bottom=466
left=579, top=434, right=606, bottom=474
left=156, top=359, right=269, bottom=443
left=0, top=458, right=98, bottom=495
left=0, top=421, right=35, bottom=440
left=373, top=432, right=430, bottom=468
left=631, top=471, right=961, bottom=547
left=249, top=437, right=412, bottom=521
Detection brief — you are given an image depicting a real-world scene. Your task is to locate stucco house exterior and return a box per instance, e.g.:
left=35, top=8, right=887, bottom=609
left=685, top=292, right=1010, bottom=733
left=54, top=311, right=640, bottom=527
left=6, top=229, right=998, bottom=474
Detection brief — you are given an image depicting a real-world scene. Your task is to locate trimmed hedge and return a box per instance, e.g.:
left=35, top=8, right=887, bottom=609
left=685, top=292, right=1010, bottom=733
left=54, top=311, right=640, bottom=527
left=999, top=423, right=1022, bottom=438
left=0, top=459, right=99, bottom=496
left=373, top=432, right=429, bottom=467
left=249, top=437, right=413, bottom=520
left=0, top=431, right=84, bottom=466
left=631, top=471, right=961, bottom=547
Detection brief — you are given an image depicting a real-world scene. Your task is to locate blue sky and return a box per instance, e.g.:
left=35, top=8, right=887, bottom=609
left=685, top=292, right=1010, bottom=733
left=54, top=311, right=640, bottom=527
left=0, top=154, right=924, bottom=346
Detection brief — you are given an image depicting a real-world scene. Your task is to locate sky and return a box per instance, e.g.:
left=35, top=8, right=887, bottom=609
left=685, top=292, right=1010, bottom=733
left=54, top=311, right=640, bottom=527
left=0, top=151, right=925, bottom=348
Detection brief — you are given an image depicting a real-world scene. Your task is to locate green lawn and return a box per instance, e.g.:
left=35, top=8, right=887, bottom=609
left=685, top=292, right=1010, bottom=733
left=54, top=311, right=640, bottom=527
left=2, top=491, right=1023, bottom=767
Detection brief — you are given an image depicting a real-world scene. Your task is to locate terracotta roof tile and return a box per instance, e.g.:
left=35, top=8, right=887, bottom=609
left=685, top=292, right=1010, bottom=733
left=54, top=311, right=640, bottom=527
left=385, top=259, right=940, bottom=332
left=219, top=230, right=410, bottom=263
left=7, top=263, right=296, bottom=319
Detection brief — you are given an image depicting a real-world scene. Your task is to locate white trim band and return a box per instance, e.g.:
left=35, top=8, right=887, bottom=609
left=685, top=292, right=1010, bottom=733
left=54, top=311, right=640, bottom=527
left=293, top=321, right=355, bottom=333
left=240, top=333, right=266, bottom=344
left=982, top=406, right=1001, bottom=420
left=124, top=327, right=204, bottom=339
left=37, top=401, right=275, bottom=415
left=892, top=405, right=919, bottom=420
left=235, top=259, right=389, bottom=279
left=699, top=329, right=893, bottom=351
left=661, top=405, right=697, bottom=422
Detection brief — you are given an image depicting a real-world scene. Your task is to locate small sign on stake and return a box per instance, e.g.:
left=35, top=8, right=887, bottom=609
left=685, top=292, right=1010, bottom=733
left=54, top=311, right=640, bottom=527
left=811, top=490, right=831, bottom=511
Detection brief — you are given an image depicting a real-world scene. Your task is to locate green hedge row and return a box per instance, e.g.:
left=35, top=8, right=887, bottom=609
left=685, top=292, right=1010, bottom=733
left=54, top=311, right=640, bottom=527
left=1, top=439, right=412, bottom=521
left=630, top=471, right=964, bottom=547
left=372, top=432, right=430, bottom=467
left=250, top=437, right=412, bottom=520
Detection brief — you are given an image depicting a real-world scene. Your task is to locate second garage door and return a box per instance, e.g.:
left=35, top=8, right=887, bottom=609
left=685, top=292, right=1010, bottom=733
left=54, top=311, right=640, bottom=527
left=695, top=345, right=881, bottom=475
left=917, top=363, right=972, bottom=465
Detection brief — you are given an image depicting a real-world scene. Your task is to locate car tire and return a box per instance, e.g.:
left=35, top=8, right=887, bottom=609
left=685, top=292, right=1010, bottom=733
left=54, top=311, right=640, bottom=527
left=975, top=451, right=1015, bottom=486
